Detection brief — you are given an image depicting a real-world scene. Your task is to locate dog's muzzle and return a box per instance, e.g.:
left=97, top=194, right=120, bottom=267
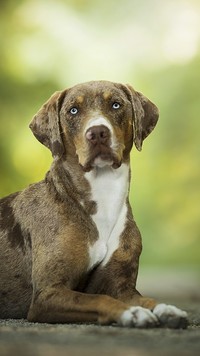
left=82, top=125, right=121, bottom=171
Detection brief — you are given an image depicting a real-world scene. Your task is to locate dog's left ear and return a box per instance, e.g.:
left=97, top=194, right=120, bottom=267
left=29, top=90, right=67, bottom=158
left=126, top=85, right=159, bottom=151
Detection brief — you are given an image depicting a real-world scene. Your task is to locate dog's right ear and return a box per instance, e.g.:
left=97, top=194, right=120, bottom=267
left=29, top=90, right=67, bottom=158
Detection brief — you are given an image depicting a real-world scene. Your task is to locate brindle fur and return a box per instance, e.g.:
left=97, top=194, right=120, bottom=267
left=0, top=81, right=163, bottom=324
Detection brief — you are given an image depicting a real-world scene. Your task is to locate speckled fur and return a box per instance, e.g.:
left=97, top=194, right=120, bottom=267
left=0, top=80, right=164, bottom=325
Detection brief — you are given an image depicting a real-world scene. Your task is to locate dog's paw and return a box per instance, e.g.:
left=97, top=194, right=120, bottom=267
left=153, top=303, right=188, bottom=329
left=119, top=306, right=159, bottom=328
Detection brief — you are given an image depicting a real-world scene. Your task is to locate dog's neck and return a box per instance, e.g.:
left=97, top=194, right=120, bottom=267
left=47, top=158, right=130, bottom=217
left=45, top=159, right=131, bottom=268
left=84, top=164, right=130, bottom=209
left=84, top=163, right=130, bottom=268
left=85, top=163, right=130, bottom=227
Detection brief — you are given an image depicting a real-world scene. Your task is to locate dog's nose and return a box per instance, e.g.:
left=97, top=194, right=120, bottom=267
left=86, top=125, right=110, bottom=145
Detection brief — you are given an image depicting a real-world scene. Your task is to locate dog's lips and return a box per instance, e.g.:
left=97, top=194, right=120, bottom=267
left=81, top=150, right=121, bottom=172
left=77, top=141, right=122, bottom=172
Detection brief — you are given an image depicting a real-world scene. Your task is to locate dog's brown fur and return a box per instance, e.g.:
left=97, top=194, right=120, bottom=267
left=0, top=81, right=188, bottom=328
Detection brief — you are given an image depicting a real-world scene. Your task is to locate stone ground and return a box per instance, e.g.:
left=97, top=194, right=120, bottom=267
left=0, top=298, right=199, bottom=356
left=0, top=270, right=199, bottom=356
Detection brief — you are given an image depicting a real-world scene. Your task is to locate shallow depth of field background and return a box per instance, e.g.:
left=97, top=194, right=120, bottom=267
left=0, top=0, right=199, bottom=294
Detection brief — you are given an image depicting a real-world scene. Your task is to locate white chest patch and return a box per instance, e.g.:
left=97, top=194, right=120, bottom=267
left=85, top=163, right=129, bottom=270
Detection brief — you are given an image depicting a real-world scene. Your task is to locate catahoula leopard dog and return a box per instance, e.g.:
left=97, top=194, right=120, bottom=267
left=0, top=81, right=188, bottom=328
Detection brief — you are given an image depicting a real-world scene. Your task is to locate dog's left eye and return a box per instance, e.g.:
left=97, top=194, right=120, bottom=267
left=70, top=107, right=78, bottom=115
left=112, top=102, right=121, bottom=109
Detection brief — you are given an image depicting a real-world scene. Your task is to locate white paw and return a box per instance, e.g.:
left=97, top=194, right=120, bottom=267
left=119, top=306, right=159, bottom=328
left=153, top=303, right=188, bottom=329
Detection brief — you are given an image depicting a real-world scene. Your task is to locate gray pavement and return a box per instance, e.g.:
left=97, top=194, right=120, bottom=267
left=0, top=299, right=199, bottom=356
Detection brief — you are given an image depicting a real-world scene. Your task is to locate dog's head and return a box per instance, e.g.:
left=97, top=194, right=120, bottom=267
left=30, top=81, right=159, bottom=171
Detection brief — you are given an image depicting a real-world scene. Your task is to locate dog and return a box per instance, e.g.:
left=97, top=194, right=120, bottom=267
left=0, top=80, right=188, bottom=328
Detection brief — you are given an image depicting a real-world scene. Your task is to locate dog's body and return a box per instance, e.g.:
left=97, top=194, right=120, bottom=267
left=0, top=81, right=188, bottom=328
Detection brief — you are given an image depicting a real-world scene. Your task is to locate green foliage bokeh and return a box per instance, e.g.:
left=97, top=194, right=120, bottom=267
left=0, top=0, right=199, bottom=267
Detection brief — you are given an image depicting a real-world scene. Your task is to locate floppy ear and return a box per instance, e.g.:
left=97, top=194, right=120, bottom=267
left=126, top=85, right=159, bottom=151
left=29, top=90, right=67, bottom=158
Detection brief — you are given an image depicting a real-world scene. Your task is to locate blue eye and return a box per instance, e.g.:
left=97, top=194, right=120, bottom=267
left=112, top=102, right=120, bottom=109
left=70, top=107, right=78, bottom=115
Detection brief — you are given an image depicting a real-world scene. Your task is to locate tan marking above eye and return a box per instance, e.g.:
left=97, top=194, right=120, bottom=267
left=77, top=95, right=84, bottom=104
left=103, top=91, right=111, bottom=100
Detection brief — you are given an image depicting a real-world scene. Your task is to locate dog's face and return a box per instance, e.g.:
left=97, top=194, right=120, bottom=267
left=60, top=81, right=135, bottom=171
left=30, top=81, right=159, bottom=171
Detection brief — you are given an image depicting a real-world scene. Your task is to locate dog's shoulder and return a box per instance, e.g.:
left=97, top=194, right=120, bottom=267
left=0, top=191, right=20, bottom=226
left=0, top=181, right=41, bottom=236
left=0, top=180, right=46, bottom=212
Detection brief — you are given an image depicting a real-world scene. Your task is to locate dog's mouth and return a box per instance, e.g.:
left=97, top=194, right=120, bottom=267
left=75, top=123, right=124, bottom=172
left=81, top=146, right=121, bottom=172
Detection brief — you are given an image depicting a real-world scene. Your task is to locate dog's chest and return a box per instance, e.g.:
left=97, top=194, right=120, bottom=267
left=85, top=164, right=129, bottom=269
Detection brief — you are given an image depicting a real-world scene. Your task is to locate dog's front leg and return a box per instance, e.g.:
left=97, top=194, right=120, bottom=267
left=85, top=218, right=188, bottom=329
left=27, top=285, right=135, bottom=325
left=27, top=227, right=136, bottom=326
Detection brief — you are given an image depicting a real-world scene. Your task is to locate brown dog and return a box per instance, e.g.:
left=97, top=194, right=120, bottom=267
left=0, top=81, right=188, bottom=328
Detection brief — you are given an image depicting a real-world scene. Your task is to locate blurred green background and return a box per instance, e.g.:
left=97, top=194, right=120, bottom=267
left=0, top=0, right=199, bottom=282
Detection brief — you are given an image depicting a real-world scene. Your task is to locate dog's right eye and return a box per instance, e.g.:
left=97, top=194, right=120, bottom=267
left=70, top=107, right=78, bottom=115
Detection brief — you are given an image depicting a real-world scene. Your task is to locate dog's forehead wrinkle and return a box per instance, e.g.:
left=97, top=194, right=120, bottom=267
left=63, top=95, right=83, bottom=108
left=65, top=81, right=125, bottom=104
